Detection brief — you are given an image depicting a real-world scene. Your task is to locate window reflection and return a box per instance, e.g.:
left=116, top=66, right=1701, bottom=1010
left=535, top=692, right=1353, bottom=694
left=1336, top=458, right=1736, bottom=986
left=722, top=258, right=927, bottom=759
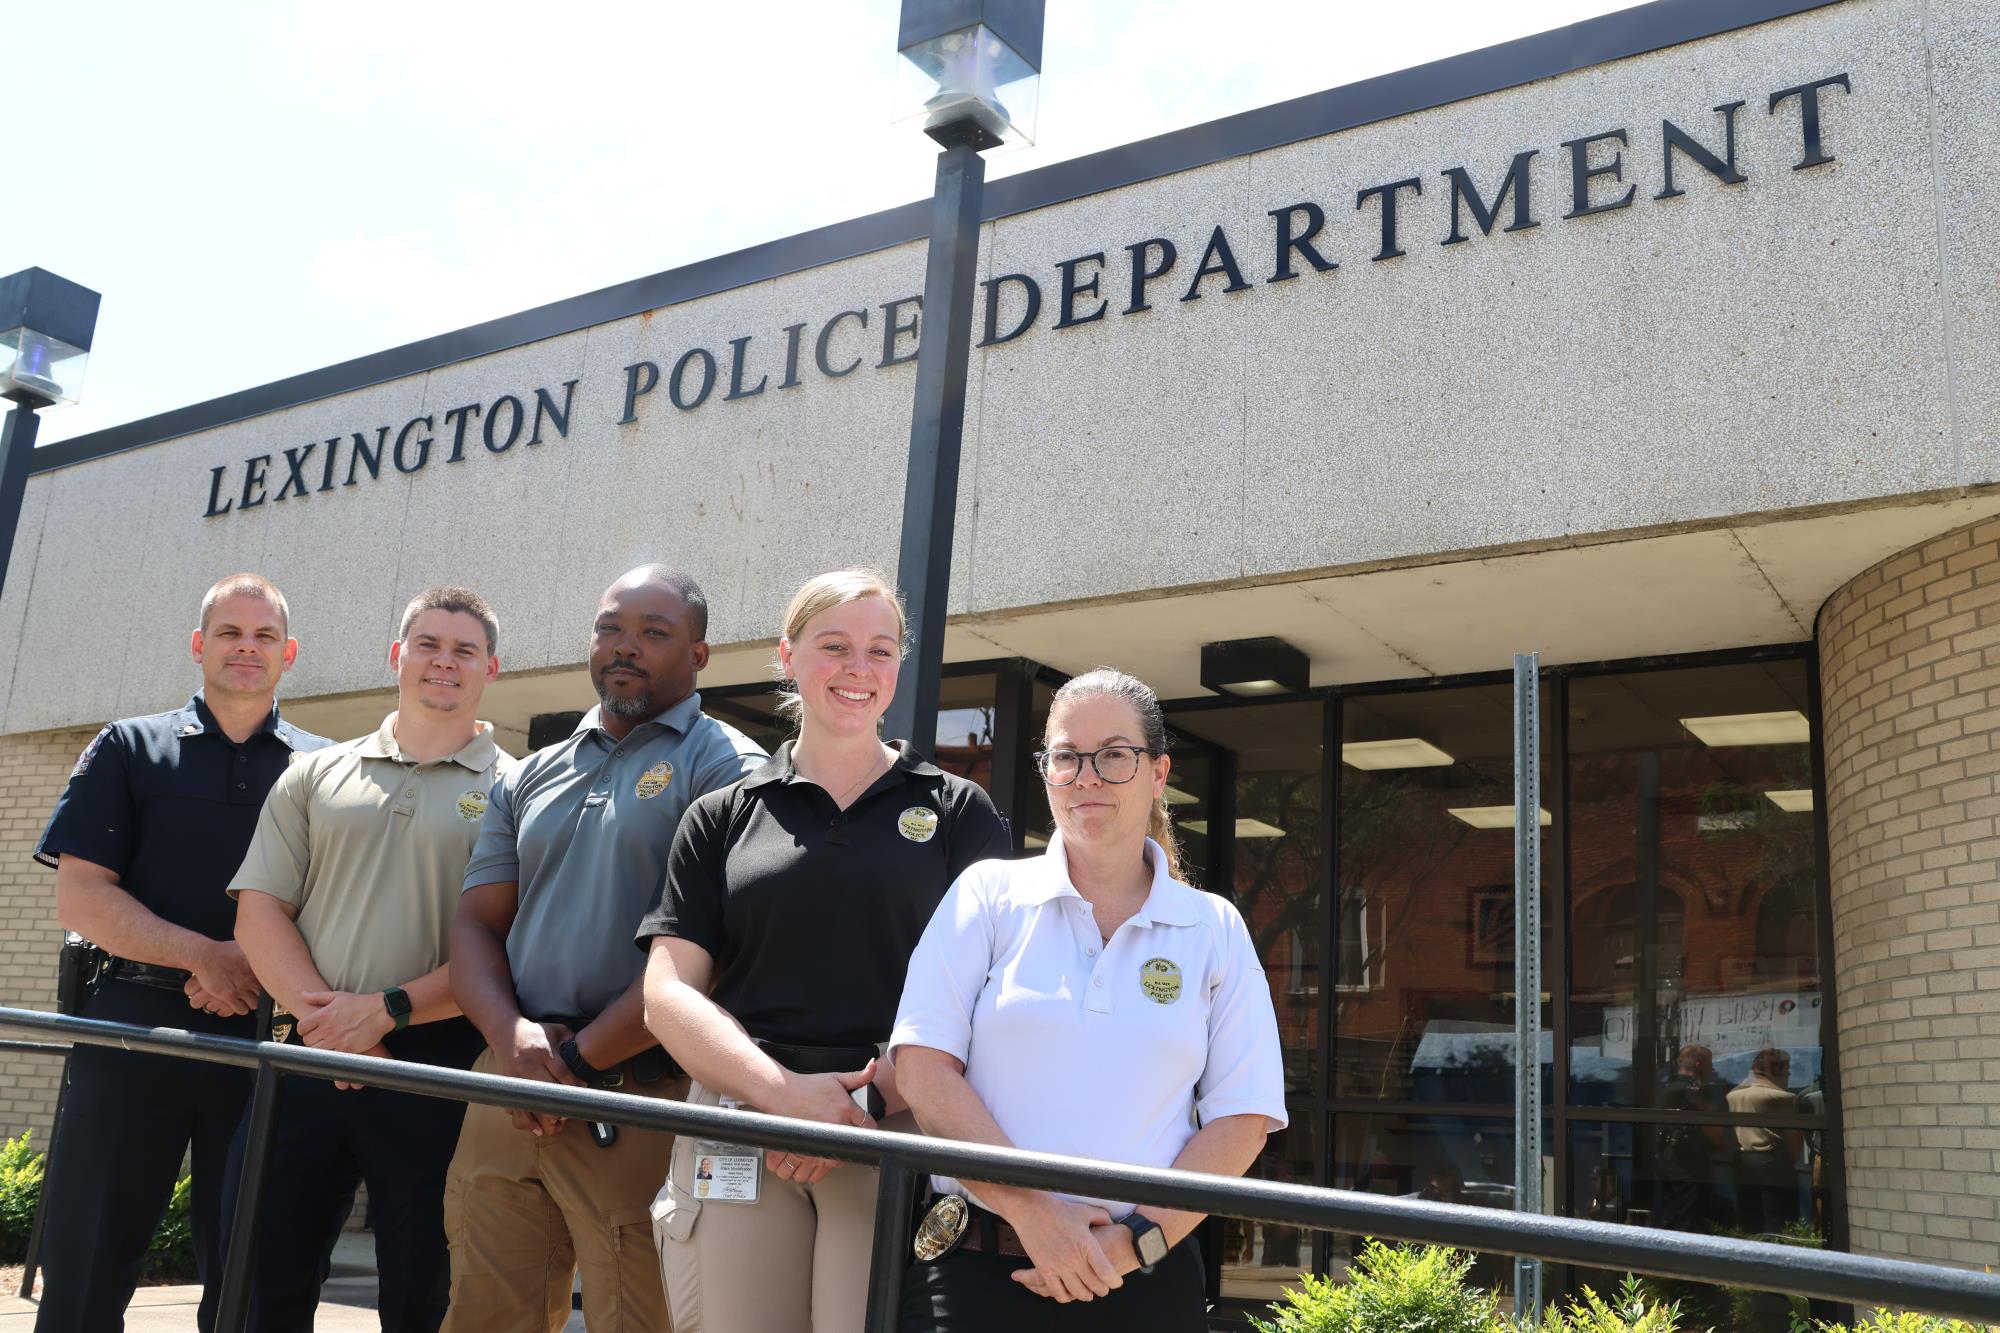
left=1335, top=686, right=1552, bottom=1103
left=1216, top=1119, right=1319, bottom=1303
left=1165, top=702, right=1323, bottom=1097
left=1567, top=663, right=1824, bottom=1110
left=1332, top=1114, right=1531, bottom=1293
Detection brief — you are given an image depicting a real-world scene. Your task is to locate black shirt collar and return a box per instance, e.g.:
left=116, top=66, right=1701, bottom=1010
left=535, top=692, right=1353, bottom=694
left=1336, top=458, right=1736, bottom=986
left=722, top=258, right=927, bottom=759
left=741, top=738, right=942, bottom=791
left=180, top=690, right=303, bottom=746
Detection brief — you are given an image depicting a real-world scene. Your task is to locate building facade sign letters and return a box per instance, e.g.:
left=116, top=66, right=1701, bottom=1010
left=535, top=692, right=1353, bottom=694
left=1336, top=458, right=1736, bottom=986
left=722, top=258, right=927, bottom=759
left=199, top=72, right=1848, bottom=520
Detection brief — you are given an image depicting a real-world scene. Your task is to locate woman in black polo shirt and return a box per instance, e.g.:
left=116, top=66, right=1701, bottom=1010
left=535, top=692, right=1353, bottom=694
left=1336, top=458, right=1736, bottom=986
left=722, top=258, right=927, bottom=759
left=639, top=569, right=1010, bottom=1333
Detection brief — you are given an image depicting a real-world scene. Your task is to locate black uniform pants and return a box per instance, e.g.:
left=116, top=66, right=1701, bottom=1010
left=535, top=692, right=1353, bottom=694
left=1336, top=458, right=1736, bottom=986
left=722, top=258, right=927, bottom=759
left=901, top=1233, right=1206, bottom=1333
left=222, top=1018, right=482, bottom=1333
left=33, top=980, right=255, bottom=1333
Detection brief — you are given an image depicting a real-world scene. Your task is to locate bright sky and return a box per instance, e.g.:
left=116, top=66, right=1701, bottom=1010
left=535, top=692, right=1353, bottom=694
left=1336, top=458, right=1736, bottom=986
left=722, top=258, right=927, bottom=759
left=12, top=1, right=1632, bottom=446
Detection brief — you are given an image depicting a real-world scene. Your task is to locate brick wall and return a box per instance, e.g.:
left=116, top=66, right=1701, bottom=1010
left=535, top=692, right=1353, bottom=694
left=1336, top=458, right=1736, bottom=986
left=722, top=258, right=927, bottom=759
left=1819, top=516, right=2000, bottom=1268
left=0, top=725, right=102, bottom=1146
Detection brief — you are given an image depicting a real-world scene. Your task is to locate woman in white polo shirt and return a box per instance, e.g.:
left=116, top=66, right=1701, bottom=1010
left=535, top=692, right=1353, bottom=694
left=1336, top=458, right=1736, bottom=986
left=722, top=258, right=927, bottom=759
left=891, top=668, right=1287, bottom=1333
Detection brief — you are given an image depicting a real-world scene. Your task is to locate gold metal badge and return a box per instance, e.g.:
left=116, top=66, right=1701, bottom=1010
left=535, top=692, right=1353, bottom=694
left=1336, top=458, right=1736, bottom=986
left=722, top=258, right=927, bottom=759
left=635, top=760, right=674, bottom=799
left=913, top=1194, right=969, bottom=1261
left=1140, top=957, right=1184, bottom=1004
left=456, top=789, right=489, bottom=822
left=898, top=806, right=940, bottom=843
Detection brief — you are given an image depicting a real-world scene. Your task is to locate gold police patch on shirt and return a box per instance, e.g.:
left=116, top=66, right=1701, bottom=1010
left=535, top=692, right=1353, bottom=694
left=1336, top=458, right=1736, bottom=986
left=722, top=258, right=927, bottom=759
left=635, top=760, right=674, bottom=799
left=456, top=790, right=489, bottom=822
left=1140, top=958, right=1183, bottom=1005
left=898, top=806, right=940, bottom=843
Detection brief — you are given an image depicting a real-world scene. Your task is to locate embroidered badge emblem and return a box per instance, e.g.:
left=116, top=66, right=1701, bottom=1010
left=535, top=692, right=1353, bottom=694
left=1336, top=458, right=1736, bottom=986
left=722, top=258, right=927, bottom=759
left=1140, top=958, right=1184, bottom=1004
left=71, top=727, right=110, bottom=778
left=898, top=807, right=940, bottom=842
left=635, top=760, right=674, bottom=799
left=456, top=790, right=489, bottom=821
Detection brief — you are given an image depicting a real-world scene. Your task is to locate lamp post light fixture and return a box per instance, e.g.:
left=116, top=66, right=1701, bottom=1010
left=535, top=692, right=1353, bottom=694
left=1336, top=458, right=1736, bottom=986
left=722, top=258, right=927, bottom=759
left=881, top=0, right=1043, bottom=759
left=0, top=268, right=101, bottom=599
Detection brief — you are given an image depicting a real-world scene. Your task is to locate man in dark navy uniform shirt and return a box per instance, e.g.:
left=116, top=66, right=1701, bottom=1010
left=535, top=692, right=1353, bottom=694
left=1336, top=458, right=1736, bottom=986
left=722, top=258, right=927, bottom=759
left=32, top=573, right=329, bottom=1333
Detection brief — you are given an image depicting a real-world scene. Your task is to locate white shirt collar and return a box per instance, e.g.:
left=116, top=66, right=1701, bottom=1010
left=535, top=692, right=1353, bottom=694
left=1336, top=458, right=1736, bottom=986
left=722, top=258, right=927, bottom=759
left=1022, top=828, right=1204, bottom=927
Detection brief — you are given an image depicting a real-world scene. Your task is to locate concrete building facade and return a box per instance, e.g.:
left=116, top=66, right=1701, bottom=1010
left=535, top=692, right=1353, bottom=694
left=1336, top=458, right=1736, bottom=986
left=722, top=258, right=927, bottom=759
left=3, top=0, right=1996, bottom=1313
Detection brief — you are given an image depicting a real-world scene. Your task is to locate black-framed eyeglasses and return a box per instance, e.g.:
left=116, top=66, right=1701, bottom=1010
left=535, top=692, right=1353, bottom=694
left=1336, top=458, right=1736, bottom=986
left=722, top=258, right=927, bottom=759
left=1034, top=745, right=1151, bottom=786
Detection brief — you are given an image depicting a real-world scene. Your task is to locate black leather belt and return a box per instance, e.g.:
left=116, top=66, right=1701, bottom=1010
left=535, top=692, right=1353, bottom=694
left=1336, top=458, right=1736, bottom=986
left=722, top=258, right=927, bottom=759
left=753, top=1040, right=879, bottom=1076
left=109, top=959, right=193, bottom=992
left=755, top=1040, right=885, bottom=1118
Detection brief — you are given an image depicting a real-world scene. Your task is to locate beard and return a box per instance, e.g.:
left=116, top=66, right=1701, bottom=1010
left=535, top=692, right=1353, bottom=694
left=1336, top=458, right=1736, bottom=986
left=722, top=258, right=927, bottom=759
left=596, top=673, right=655, bottom=719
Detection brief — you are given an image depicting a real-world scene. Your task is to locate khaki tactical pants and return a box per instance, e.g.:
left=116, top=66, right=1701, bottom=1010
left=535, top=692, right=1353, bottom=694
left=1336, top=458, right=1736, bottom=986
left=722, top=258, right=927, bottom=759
left=442, top=1047, right=687, bottom=1333
left=654, top=1079, right=906, bottom=1333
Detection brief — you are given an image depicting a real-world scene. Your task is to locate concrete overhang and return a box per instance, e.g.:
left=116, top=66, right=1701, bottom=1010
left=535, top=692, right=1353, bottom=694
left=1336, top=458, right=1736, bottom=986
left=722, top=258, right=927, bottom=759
left=280, top=487, right=2000, bottom=749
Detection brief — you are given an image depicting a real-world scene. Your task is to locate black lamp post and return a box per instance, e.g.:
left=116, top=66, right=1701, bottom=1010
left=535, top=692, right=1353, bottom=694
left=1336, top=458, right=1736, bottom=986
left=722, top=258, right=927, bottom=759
left=881, top=0, right=1044, bottom=757
left=0, top=268, right=101, bottom=598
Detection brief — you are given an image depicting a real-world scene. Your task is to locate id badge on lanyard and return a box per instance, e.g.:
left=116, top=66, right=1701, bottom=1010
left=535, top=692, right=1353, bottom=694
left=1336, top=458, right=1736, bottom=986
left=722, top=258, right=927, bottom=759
left=691, top=1097, right=763, bottom=1203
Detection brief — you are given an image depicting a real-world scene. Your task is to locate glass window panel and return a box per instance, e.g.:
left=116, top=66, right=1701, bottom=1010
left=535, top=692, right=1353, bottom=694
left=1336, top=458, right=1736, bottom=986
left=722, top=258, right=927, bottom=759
left=932, top=672, right=998, bottom=797
left=1167, top=702, right=1324, bottom=1099
left=1336, top=686, right=1552, bottom=1104
left=1566, top=661, right=1829, bottom=1113
left=1217, top=1117, right=1319, bottom=1304
left=1331, top=1113, right=1542, bottom=1295
left=1568, top=1116, right=1825, bottom=1332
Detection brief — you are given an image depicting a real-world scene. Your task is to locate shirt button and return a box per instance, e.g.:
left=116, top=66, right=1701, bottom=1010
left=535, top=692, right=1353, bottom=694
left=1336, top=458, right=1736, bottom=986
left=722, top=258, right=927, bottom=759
left=404, top=789, right=415, bottom=797
left=1092, top=977, right=1103, bottom=988
left=1087, top=948, right=1098, bottom=957
left=236, top=782, right=248, bottom=791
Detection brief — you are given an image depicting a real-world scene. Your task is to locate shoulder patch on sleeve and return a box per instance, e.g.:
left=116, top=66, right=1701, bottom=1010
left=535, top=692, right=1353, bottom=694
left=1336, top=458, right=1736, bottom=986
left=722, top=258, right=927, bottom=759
left=71, top=727, right=111, bottom=779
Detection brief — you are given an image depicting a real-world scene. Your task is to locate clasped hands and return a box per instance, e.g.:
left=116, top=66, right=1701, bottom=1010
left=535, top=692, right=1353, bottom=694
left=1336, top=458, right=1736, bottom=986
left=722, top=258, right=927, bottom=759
left=1001, top=1195, right=1144, bottom=1304
left=292, top=989, right=396, bottom=1090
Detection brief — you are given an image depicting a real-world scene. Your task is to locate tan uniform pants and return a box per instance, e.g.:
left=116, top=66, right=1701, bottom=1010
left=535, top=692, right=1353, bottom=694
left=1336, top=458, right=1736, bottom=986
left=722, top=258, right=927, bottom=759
left=654, top=1079, right=907, bottom=1333
left=442, top=1048, right=687, bottom=1333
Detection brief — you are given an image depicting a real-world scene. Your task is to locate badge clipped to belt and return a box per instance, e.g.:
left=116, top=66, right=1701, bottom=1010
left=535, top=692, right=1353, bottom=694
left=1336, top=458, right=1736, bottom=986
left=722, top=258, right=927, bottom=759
left=692, top=1097, right=763, bottom=1203
left=913, top=1194, right=969, bottom=1260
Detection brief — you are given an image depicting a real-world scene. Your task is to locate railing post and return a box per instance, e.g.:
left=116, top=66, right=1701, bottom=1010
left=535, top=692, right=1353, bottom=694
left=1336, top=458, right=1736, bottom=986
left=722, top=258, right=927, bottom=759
left=864, top=1156, right=918, bottom=1333
left=215, top=1058, right=283, bottom=1333
left=19, top=1053, right=70, bottom=1296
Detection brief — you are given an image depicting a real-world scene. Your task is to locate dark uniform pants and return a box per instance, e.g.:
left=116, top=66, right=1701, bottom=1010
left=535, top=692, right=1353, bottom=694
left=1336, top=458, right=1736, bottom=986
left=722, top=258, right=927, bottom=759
left=222, top=1018, right=483, bottom=1333
left=33, top=980, right=255, bottom=1333
left=900, top=1234, right=1206, bottom=1333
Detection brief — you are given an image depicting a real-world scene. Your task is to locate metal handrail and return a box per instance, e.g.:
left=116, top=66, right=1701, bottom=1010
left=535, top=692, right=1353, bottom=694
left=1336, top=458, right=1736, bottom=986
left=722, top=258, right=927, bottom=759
left=4, top=1006, right=1997, bottom=1331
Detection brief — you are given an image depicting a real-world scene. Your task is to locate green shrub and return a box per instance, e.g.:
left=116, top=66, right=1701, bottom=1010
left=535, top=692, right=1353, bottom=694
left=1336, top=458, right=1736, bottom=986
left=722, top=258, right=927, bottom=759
left=1524, top=1276, right=1683, bottom=1333
left=1804, top=1310, right=1990, bottom=1333
left=1253, top=1240, right=1500, bottom=1333
left=0, top=1131, right=44, bottom=1258
left=0, top=1130, right=196, bottom=1282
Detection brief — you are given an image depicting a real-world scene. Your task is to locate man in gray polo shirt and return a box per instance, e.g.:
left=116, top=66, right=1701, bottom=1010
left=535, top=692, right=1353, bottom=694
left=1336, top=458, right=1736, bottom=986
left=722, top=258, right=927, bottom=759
left=444, top=565, right=765, bottom=1333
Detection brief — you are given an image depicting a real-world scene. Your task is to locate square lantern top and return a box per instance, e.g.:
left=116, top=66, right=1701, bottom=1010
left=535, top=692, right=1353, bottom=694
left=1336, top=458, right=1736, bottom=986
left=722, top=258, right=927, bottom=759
left=896, top=0, right=1044, bottom=150
left=0, top=268, right=101, bottom=407
left=897, top=0, right=1043, bottom=72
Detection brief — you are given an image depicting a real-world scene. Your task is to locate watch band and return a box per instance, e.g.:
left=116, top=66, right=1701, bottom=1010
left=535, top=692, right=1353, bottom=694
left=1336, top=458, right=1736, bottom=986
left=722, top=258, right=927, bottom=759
left=1119, top=1212, right=1168, bottom=1274
left=381, top=987, right=412, bottom=1031
left=558, top=1036, right=603, bottom=1084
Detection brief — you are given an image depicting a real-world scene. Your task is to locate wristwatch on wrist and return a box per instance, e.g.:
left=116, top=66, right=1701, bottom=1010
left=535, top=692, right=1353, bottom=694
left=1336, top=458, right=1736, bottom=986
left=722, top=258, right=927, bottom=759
left=558, top=1036, right=603, bottom=1084
left=1119, top=1212, right=1168, bottom=1274
left=381, top=987, right=412, bottom=1032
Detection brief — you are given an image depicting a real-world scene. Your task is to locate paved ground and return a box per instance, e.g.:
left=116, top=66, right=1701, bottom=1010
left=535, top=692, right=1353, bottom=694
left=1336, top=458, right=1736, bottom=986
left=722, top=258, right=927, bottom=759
left=0, top=1233, right=586, bottom=1331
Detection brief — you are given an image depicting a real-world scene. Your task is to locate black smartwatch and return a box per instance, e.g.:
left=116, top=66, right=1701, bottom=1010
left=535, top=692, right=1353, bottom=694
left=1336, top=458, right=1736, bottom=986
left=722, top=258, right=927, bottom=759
left=381, top=987, right=412, bottom=1032
left=1119, top=1212, right=1168, bottom=1274
left=558, top=1036, right=604, bottom=1084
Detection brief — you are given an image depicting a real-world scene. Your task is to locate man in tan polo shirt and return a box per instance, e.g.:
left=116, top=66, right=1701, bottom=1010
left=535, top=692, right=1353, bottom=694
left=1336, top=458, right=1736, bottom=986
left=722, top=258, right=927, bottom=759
left=228, top=586, right=513, bottom=1333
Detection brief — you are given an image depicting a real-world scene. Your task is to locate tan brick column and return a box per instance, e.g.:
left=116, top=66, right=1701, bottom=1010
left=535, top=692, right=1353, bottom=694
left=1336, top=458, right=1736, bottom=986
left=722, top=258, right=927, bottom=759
left=0, top=725, right=101, bottom=1147
left=1818, top=516, right=2000, bottom=1267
